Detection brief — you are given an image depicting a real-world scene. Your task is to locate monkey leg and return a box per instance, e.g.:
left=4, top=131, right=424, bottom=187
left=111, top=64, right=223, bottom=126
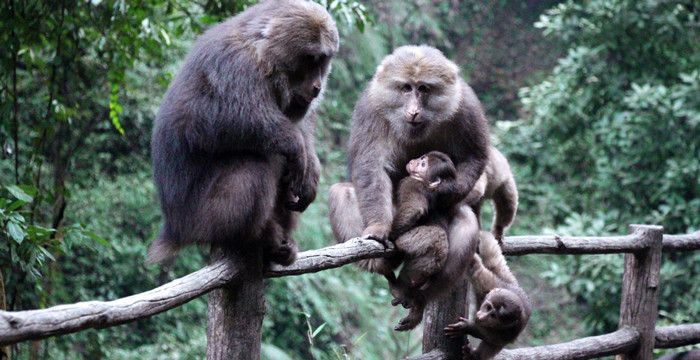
left=329, top=182, right=399, bottom=279
left=394, top=294, right=426, bottom=331
left=391, top=225, right=448, bottom=307
left=420, top=205, right=479, bottom=302
left=261, top=204, right=300, bottom=266
left=491, top=178, right=517, bottom=244
left=193, top=156, right=283, bottom=248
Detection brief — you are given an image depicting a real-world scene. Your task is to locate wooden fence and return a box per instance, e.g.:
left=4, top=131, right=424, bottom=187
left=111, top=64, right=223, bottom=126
left=1, top=225, right=699, bottom=359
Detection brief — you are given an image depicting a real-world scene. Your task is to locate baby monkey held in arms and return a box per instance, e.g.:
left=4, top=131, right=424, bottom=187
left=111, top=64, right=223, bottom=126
left=389, top=151, right=468, bottom=331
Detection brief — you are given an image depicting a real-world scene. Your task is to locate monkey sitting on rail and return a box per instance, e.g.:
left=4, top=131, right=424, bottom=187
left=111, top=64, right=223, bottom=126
left=388, top=151, right=468, bottom=331
left=464, top=147, right=518, bottom=245
left=444, top=231, right=531, bottom=360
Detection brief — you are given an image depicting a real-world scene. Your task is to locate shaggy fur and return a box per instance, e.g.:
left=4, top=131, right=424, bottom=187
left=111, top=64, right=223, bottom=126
left=149, top=0, right=338, bottom=264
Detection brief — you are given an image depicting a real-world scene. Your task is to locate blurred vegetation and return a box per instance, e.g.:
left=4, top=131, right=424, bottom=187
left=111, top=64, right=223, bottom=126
left=0, top=0, right=698, bottom=359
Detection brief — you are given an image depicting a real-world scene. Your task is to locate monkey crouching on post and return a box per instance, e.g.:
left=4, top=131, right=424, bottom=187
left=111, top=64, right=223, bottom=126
left=148, top=0, right=339, bottom=265
left=444, top=231, right=531, bottom=360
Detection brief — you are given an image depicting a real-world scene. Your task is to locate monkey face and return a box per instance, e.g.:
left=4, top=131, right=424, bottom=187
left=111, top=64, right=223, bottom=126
left=370, top=46, right=461, bottom=142
left=283, top=52, right=333, bottom=119
left=476, top=289, right=522, bottom=329
left=256, top=0, right=339, bottom=120
left=407, top=155, right=430, bottom=180
left=407, top=151, right=456, bottom=187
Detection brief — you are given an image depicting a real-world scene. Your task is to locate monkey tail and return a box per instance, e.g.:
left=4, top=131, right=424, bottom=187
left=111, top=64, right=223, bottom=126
left=147, top=231, right=181, bottom=264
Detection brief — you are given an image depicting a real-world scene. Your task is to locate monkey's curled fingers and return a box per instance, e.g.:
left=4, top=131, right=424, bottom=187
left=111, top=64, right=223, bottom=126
left=444, top=317, right=470, bottom=337
left=362, top=223, right=392, bottom=247
left=287, top=160, right=319, bottom=212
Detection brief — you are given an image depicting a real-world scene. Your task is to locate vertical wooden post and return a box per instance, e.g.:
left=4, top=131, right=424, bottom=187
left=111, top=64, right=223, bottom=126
left=616, top=224, right=663, bottom=360
left=206, top=246, right=265, bottom=360
left=422, top=274, right=469, bottom=360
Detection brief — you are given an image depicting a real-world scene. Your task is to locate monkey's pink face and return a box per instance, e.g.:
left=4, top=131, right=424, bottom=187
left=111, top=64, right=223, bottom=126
left=406, top=155, right=429, bottom=179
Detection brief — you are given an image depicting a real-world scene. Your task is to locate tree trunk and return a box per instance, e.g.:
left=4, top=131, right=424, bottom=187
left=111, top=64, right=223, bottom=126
left=206, top=246, right=265, bottom=360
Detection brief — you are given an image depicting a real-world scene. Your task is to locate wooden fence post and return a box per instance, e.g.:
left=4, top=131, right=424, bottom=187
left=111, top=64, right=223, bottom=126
left=206, top=246, right=265, bottom=360
left=616, top=224, right=663, bottom=360
left=422, top=274, right=469, bottom=359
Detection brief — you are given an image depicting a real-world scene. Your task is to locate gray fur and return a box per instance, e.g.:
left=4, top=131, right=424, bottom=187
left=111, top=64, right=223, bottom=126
left=149, top=0, right=338, bottom=264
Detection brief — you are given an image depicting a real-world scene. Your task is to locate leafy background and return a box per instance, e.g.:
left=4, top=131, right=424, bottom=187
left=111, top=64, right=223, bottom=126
left=0, top=0, right=698, bottom=359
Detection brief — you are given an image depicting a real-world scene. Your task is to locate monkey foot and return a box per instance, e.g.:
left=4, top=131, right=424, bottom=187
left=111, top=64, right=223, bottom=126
left=266, top=243, right=298, bottom=266
left=391, top=296, right=413, bottom=309
left=394, top=309, right=423, bottom=331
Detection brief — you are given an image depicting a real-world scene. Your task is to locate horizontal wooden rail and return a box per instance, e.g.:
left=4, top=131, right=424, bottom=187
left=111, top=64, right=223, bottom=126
left=662, top=231, right=700, bottom=252
left=495, top=327, right=640, bottom=360
left=655, top=323, right=700, bottom=348
left=0, top=259, right=239, bottom=346
left=1, top=231, right=698, bottom=347
left=412, top=323, right=700, bottom=360
left=266, top=236, right=394, bottom=277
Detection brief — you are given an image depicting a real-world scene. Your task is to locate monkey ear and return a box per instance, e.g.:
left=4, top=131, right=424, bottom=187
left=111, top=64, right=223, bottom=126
left=428, top=178, right=442, bottom=189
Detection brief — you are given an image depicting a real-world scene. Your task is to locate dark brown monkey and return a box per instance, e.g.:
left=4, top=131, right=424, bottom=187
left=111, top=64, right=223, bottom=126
left=148, top=0, right=339, bottom=265
left=464, top=147, right=518, bottom=244
left=444, top=231, right=531, bottom=360
left=388, top=152, right=467, bottom=323
left=329, top=45, right=490, bottom=331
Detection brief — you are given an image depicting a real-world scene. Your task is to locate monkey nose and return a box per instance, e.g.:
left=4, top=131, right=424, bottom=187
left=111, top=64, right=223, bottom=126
left=312, top=85, right=321, bottom=97
left=407, top=112, right=422, bottom=125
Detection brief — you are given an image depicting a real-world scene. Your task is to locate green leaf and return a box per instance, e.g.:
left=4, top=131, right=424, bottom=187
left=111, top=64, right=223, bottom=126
left=311, top=322, right=326, bottom=338
left=85, top=231, right=111, bottom=247
left=7, top=221, right=27, bottom=244
left=6, top=185, right=33, bottom=202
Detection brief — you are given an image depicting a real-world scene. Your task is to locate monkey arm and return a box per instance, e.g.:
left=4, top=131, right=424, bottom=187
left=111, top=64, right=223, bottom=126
left=455, top=155, right=488, bottom=198
left=350, top=157, right=394, bottom=240
left=390, top=183, right=429, bottom=239
left=287, top=113, right=321, bottom=211
left=444, top=317, right=482, bottom=338
left=178, top=53, right=309, bottom=197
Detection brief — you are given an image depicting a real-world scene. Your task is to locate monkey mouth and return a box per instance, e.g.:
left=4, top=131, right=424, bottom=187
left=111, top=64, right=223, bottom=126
left=285, top=94, right=313, bottom=119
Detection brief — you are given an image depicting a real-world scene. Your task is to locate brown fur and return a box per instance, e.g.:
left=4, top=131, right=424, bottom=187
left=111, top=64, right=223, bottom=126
left=329, top=45, right=489, bottom=331
left=465, top=147, right=518, bottom=244
left=444, top=231, right=531, bottom=360
left=148, top=0, right=338, bottom=265
left=387, top=152, right=468, bottom=328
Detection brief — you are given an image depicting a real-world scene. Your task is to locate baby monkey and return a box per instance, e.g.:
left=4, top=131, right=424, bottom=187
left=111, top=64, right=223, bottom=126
left=389, top=151, right=467, bottom=330
left=444, top=231, right=531, bottom=359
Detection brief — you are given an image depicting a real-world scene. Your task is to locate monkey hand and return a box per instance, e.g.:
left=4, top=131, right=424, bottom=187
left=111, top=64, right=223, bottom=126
left=288, top=152, right=320, bottom=212
left=286, top=175, right=317, bottom=212
left=284, top=159, right=312, bottom=212
left=362, top=223, right=391, bottom=246
left=444, top=317, right=470, bottom=338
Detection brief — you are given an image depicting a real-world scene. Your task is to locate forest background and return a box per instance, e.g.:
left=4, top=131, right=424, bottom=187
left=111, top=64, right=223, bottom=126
left=0, top=0, right=698, bottom=359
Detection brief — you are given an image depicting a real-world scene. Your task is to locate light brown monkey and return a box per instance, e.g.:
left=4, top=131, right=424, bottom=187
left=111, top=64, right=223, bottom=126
left=388, top=152, right=467, bottom=328
left=464, top=147, right=518, bottom=244
left=329, top=45, right=488, bottom=331
left=149, top=0, right=338, bottom=265
left=444, top=231, right=531, bottom=360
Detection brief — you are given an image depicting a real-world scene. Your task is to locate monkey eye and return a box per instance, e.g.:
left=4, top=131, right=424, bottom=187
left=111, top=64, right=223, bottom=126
left=417, top=84, right=430, bottom=93
left=400, top=83, right=412, bottom=93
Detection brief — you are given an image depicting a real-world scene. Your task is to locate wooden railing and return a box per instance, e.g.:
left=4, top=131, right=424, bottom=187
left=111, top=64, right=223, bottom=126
left=1, top=226, right=699, bottom=359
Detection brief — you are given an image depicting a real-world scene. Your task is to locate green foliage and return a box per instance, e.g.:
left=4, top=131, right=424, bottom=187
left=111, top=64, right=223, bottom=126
left=2, top=0, right=698, bottom=358
left=502, top=0, right=700, bottom=335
